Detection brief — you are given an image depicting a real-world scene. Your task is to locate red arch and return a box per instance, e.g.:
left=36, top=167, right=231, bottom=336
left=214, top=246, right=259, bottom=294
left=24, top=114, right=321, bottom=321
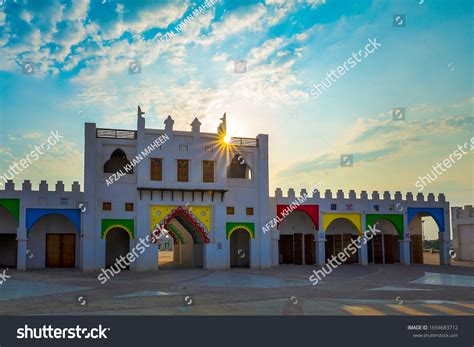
left=277, top=204, right=319, bottom=230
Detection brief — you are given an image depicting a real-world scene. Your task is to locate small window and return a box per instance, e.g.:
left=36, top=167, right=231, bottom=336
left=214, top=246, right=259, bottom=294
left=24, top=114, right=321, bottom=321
left=227, top=207, right=235, bottom=215
left=125, top=203, right=134, bottom=211
left=177, top=159, right=189, bottom=182
left=205, top=145, right=213, bottom=152
left=150, top=158, right=163, bottom=181
left=203, top=160, right=214, bottom=183
left=246, top=207, right=254, bottom=216
left=103, top=202, right=112, bottom=211
left=179, top=145, right=188, bottom=151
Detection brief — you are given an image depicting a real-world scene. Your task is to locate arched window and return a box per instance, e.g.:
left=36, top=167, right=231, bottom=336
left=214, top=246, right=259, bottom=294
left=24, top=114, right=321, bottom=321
left=104, top=149, right=133, bottom=174
left=227, top=155, right=252, bottom=179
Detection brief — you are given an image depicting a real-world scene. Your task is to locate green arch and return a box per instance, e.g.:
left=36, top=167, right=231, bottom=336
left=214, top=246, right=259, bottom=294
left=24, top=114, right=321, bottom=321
left=0, top=198, right=20, bottom=224
left=366, top=214, right=403, bottom=240
left=226, top=222, right=255, bottom=239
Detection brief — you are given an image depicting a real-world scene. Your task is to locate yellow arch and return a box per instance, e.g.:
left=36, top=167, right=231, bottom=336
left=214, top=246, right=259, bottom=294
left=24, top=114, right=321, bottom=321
left=322, top=213, right=362, bottom=235
left=103, top=225, right=133, bottom=240
left=227, top=225, right=254, bottom=239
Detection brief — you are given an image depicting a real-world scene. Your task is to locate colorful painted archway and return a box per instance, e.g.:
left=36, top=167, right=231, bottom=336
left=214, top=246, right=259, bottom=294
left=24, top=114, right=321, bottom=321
left=226, top=222, right=255, bottom=239
left=102, top=219, right=134, bottom=239
left=26, top=208, right=81, bottom=235
left=0, top=198, right=20, bottom=225
left=366, top=214, right=404, bottom=239
left=150, top=205, right=211, bottom=233
left=407, top=207, right=445, bottom=231
left=151, top=206, right=210, bottom=243
left=277, top=204, right=319, bottom=229
left=322, top=213, right=362, bottom=235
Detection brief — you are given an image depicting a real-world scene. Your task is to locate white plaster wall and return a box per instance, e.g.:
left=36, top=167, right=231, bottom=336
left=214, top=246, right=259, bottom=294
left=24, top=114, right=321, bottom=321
left=458, top=224, right=474, bottom=260
left=278, top=210, right=315, bottom=235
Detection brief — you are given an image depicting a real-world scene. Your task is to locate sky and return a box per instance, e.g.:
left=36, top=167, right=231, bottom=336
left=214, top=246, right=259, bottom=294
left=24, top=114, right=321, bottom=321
left=0, top=0, right=472, bottom=238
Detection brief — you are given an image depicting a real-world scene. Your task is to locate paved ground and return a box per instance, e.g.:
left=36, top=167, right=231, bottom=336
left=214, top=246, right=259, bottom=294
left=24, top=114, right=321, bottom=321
left=0, top=260, right=473, bottom=316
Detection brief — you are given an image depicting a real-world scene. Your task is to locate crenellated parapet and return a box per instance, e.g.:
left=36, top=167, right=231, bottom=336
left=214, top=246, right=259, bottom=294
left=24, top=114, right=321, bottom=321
left=0, top=179, right=84, bottom=209
left=271, top=187, right=448, bottom=204
left=270, top=187, right=449, bottom=217
left=452, top=205, right=474, bottom=220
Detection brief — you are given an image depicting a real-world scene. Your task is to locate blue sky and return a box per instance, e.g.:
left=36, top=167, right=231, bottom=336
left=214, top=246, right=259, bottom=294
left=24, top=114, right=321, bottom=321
left=0, top=0, right=473, bottom=237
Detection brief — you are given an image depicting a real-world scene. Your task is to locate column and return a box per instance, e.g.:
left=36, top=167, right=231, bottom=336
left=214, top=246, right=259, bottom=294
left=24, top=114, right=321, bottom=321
left=16, top=227, right=27, bottom=270
left=135, top=200, right=158, bottom=271
left=439, top=231, right=451, bottom=265
left=359, top=214, right=368, bottom=265
left=399, top=216, right=411, bottom=265
left=315, top=231, right=325, bottom=266
left=358, top=237, right=368, bottom=265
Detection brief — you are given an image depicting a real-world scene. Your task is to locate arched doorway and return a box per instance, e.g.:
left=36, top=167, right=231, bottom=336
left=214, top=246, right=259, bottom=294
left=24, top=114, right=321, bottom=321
left=409, top=215, right=441, bottom=265
left=367, top=219, right=400, bottom=264
left=407, top=207, right=445, bottom=265
left=325, top=218, right=360, bottom=264
left=0, top=206, right=18, bottom=267
left=28, top=214, right=78, bottom=268
left=230, top=228, right=250, bottom=268
left=105, top=227, right=131, bottom=269
left=154, top=207, right=209, bottom=269
left=278, top=210, right=316, bottom=265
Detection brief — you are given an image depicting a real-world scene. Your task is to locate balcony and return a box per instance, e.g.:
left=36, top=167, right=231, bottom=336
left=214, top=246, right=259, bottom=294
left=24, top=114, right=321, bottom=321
left=96, top=128, right=137, bottom=140
left=229, top=137, right=258, bottom=147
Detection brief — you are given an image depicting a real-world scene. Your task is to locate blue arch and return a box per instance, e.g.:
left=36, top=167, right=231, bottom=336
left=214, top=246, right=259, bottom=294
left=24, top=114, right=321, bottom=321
left=26, top=208, right=81, bottom=235
left=407, top=207, right=445, bottom=232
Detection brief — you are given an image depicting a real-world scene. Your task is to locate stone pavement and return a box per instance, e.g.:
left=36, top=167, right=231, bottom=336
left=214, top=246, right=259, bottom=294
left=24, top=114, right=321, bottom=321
left=0, top=263, right=473, bottom=315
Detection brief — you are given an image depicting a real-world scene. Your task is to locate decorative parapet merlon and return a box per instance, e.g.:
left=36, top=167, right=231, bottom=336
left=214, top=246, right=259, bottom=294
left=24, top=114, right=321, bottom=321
left=271, top=188, right=449, bottom=204
left=0, top=180, right=82, bottom=193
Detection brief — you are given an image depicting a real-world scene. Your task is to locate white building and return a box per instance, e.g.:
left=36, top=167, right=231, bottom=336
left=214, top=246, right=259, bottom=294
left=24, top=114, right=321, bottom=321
left=452, top=205, right=474, bottom=261
left=0, top=108, right=454, bottom=270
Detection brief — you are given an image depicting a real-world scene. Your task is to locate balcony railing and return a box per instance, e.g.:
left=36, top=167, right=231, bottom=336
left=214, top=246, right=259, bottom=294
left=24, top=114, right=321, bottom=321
left=229, top=137, right=258, bottom=147
left=96, top=128, right=137, bottom=140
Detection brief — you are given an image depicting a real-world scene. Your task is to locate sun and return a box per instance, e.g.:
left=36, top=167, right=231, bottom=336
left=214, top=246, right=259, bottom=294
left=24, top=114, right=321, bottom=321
left=223, top=134, right=231, bottom=144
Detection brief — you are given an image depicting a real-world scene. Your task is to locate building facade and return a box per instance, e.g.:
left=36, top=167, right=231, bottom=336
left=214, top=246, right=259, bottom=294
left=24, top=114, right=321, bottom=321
left=0, top=109, right=454, bottom=270
left=451, top=205, right=474, bottom=261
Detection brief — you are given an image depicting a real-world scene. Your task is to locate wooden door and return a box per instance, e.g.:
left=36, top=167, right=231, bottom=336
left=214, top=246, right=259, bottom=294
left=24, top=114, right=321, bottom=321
left=411, top=235, right=423, bottom=264
left=342, top=234, right=355, bottom=264
left=46, top=234, right=76, bottom=268
left=46, top=234, right=61, bottom=267
left=293, top=234, right=303, bottom=265
left=367, top=238, right=374, bottom=263
left=335, top=234, right=343, bottom=255
left=325, top=235, right=335, bottom=262
left=61, top=234, right=76, bottom=267
left=373, top=235, right=383, bottom=264
left=304, top=234, right=315, bottom=265
left=279, top=235, right=294, bottom=264
left=384, top=235, right=396, bottom=264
